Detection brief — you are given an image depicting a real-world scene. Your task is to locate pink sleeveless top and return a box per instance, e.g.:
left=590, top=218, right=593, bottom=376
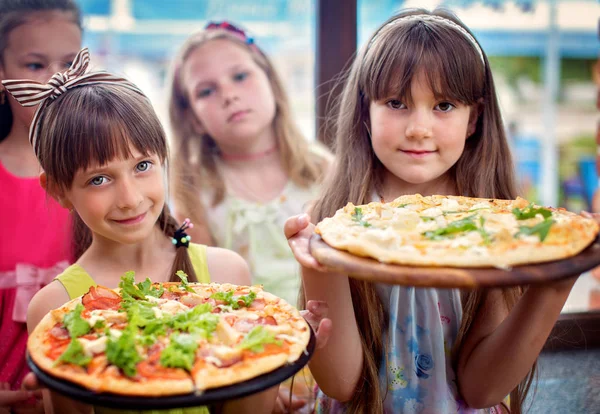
left=0, top=160, right=71, bottom=389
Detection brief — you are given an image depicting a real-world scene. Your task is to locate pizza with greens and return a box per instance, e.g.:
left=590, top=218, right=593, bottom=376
left=315, top=194, right=599, bottom=268
left=27, top=272, right=311, bottom=396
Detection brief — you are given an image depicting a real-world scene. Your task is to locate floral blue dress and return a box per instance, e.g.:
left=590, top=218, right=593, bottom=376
left=314, top=285, right=504, bottom=413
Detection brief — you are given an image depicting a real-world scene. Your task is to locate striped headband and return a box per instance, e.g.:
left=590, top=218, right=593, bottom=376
left=1, top=48, right=145, bottom=153
left=369, top=14, right=485, bottom=65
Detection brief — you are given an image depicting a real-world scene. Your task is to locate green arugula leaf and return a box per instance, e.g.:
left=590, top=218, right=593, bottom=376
left=352, top=207, right=372, bottom=228
left=167, top=304, right=219, bottom=338
left=210, top=290, right=257, bottom=310
left=237, top=326, right=282, bottom=353
left=516, top=217, right=555, bottom=242
left=63, top=304, right=91, bottom=338
left=57, top=338, right=92, bottom=367
left=160, top=334, right=199, bottom=371
left=421, top=216, right=436, bottom=222
left=512, top=203, right=552, bottom=220
left=478, top=216, right=491, bottom=245
left=106, top=327, right=141, bottom=377
left=118, top=271, right=164, bottom=301
left=175, top=270, right=195, bottom=293
left=397, top=203, right=409, bottom=208
left=423, top=215, right=478, bottom=240
left=123, top=299, right=157, bottom=329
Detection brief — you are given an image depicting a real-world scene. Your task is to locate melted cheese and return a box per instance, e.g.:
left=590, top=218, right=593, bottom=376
left=79, top=336, right=108, bottom=357
left=159, top=300, right=190, bottom=316
left=441, top=198, right=460, bottom=211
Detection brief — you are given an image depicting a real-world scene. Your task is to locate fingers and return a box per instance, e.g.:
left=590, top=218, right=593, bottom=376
left=581, top=211, right=600, bottom=222
left=283, top=214, right=310, bottom=240
left=306, top=300, right=328, bottom=317
left=274, top=388, right=307, bottom=413
left=0, top=389, right=34, bottom=406
left=315, top=318, right=332, bottom=350
left=21, top=374, right=40, bottom=393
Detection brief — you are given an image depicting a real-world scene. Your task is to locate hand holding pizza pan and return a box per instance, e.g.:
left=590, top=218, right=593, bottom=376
left=309, top=195, right=600, bottom=288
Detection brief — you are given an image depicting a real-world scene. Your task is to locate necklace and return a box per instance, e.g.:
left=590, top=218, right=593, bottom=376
left=220, top=146, right=278, bottom=162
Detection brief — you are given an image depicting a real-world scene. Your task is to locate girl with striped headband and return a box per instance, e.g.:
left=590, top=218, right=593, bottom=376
left=285, top=8, right=571, bottom=413
left=3, top=48, right=279, bottom=413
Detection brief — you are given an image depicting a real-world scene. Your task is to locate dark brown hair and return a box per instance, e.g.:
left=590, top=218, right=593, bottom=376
left=0, top=0, right=82, bottom=140
left=167, top=27, right=330, bottom=232
left=310, top=8, right=533, bottom=413
left=36, top=82, right=198, bottom=281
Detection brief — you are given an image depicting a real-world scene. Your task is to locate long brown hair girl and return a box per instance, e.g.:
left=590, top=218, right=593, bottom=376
left=285, top=8, right=574, bottom=414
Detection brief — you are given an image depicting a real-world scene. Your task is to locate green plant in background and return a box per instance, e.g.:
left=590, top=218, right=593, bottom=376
left=488, top=56, right=541, bottom=89
left=559, top=134, right=595, bottom=181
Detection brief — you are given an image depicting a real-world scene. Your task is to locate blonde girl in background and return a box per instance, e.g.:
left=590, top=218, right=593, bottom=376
left=0, top=0, right=82, bottom=411
left=4, top=48, right=277, bottom=414
left=168, top=22, right=330, bottom=412
left=286, top=9, right=578, bottom=413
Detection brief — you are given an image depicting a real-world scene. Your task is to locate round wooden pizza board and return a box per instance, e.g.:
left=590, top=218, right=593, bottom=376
left=309, top=234, right=600, bottom=288
left=27, top=326, right=316, bottom=409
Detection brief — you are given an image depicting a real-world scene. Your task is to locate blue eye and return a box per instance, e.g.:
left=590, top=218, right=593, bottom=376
left=89, top=176, right=107, bottom=186
left=436, top=102, right=455, bottom=112
left=387, top=100, right=405, bottom=110
left=136, top=160, right=152, bottom=172
left=197, top=87, right=213, bottom=98
left=26, top=63, right=45, bottom=71
left=233, top=72, right=248, bottom=82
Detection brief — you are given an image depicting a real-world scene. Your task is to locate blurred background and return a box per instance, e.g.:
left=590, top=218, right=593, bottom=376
left=76, top=0, right=599, bottom=213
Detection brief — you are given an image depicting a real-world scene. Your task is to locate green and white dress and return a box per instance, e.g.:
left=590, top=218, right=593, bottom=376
left=202, top=181, right=319, bottom=307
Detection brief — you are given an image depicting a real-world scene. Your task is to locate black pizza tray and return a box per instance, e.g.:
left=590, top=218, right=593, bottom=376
left=27, top=326, right=315, bottom=409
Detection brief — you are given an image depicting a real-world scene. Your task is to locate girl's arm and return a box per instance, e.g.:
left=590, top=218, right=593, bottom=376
left=27, top=282, right=94, bottom=414
left=207, top=247, right=251, bottom=285
left=284, top=215, right=363, bottom=402
left=456, top=278, right=575, bottom=408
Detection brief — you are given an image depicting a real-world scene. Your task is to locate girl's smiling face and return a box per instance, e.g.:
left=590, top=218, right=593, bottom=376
left=0, top=11, right=81, bottom=127
left=182, top=39, right=277, bottom=154
left=57, top=147, right=165, bottom=246
left=369, top=70, right=478, bottom=195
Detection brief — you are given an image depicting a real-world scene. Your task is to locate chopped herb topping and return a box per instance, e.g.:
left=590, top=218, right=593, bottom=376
left=515, top=217, right=555, bottom=242
left=423, top=215, right=478, bottom=240
left=352, top=207, right=372, bottom=227
left=512, top=203, right=552, bottom=220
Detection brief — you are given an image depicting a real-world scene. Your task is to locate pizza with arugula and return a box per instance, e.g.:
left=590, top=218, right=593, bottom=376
left=315, top=194, right=599, bottom=268
left=28, top=272, right=311, bottom=396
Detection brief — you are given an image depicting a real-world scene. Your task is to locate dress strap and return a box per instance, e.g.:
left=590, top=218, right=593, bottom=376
left=188, top=243, right=211, bottom=283
left=54, top=264, right=97, bottom=300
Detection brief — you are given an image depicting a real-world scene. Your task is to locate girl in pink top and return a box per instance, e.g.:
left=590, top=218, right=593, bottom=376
left=0, top=0, right=82, bottom=410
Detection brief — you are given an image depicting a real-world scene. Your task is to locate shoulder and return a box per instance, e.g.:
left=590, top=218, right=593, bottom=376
left=205, top=246, right=251, bottom=286
left=27, top=281, right=71, bottom=334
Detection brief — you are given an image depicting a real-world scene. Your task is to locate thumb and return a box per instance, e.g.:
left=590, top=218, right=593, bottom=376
left=283, top=214, right=310, bottom=239
left=0, top=389, right=33, bottom=406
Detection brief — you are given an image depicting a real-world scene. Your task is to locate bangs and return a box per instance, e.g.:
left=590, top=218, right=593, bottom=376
left=361, top=17, right=485, bottom=106
left=38, top=84, right=167, bottom=188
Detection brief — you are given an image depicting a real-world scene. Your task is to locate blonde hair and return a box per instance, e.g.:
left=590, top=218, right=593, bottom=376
left=311, top=8, right=534, bottom=413
left=168, top=27, right=329, bottom=230
left=36, top=82, right=199, bottom=282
